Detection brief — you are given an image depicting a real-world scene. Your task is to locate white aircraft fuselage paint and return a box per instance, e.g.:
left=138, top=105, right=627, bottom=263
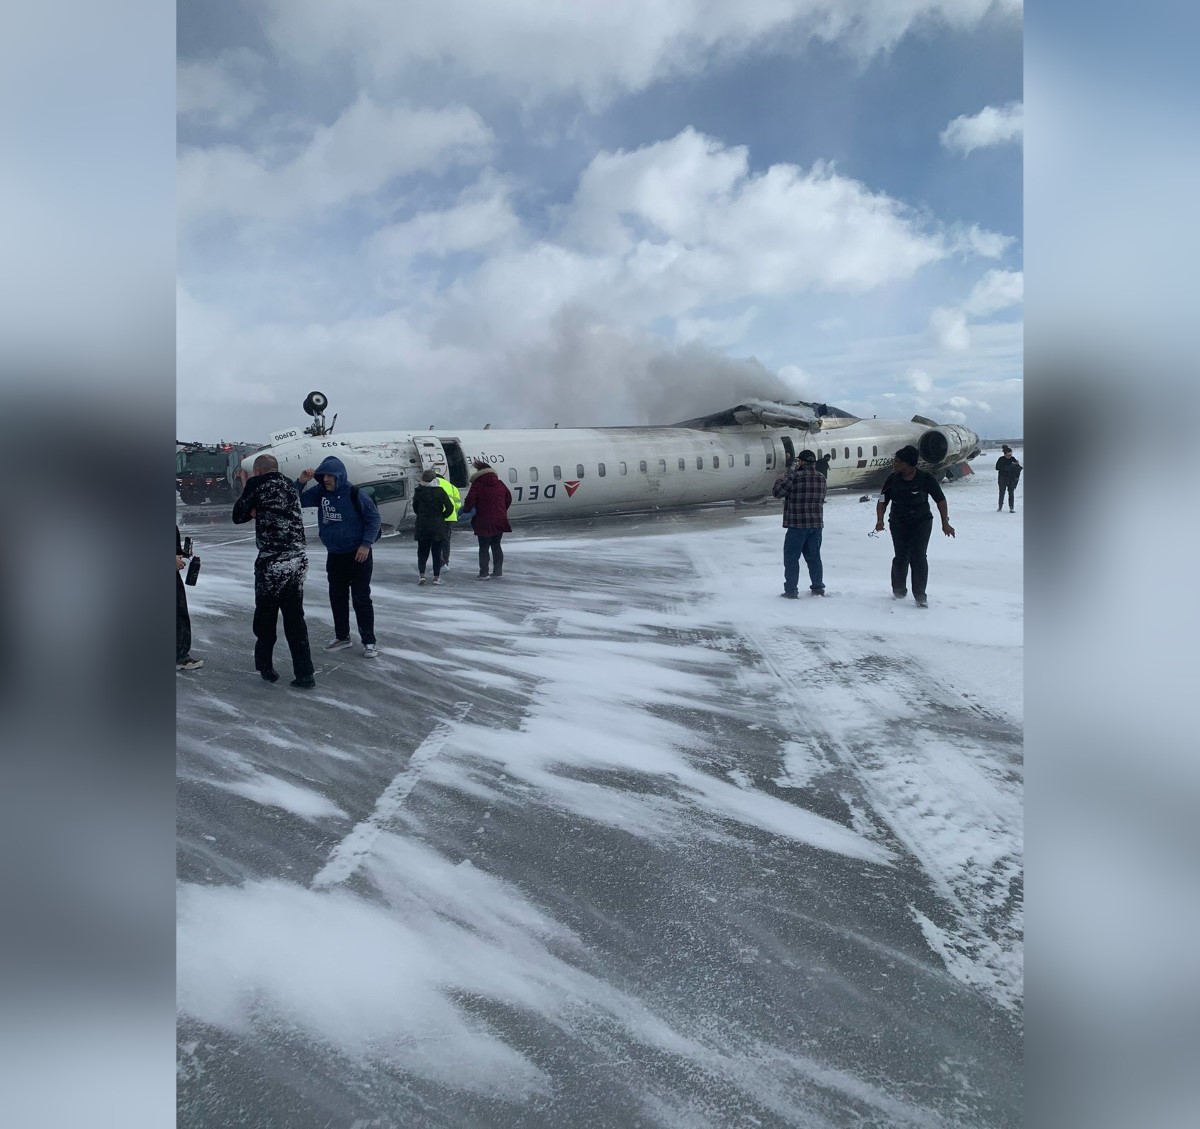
left=245, top=411, right=979, bottom=533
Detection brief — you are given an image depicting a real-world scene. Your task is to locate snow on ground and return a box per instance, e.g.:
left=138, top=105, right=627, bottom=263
left=177, top=451, right=1022, bottom=1128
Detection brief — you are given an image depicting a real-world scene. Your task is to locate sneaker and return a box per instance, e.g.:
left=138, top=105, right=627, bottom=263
left=432, top=576, right=442, bottom=585
left=363, top=644, right=378, bottom=658
left=177, top=656, right=204, bottom=671
left=810, top=589, right=826, bottom=597
left=914, top=596, right=928, bottom=608
left=477, top=573, right=490, bottom=580
left=290, top=676, right=316, bottom=689
left=261, top=668, right=279, bottom=683
left=418, top=575, right=426, bottom=585
left=324, top=637, right=352, bottom=651
left=892, top=589, right=907, bottom=599
left=493, top=570, right=503, bottom=578
left=780, top=590, right=798, bottom=599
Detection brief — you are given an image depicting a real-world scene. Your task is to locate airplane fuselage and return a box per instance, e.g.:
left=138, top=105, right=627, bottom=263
left=245, top=414, right=979, bottom=533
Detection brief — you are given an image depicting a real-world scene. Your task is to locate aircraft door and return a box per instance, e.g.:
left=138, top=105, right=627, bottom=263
left=780, top=435, right=795, bottom=465
left=440, top=441, right=469, bottom=488
left=412, top=436, right=448, bottom=477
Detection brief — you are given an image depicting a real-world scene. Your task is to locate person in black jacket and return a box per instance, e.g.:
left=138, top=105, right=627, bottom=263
left=814, top=453, right=831, bottom=480
left=176, top=526, right=203, bottom=671
left=995, top=445, right=1022, bottom=512
left=232, top=454, right=315, bottom=688
left=411, top=469, right=455, bottom=584
left=874, top=445, right=955, bottom=608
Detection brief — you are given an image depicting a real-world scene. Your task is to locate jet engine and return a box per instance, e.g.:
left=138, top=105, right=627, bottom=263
left=917, top=424, right=978, bottom=467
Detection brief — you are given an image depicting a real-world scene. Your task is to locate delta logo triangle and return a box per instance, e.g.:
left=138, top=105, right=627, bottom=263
left=564, top=480, right=581, bottom=497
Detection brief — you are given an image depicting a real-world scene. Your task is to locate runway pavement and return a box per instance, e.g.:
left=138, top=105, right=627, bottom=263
left=177, top=469, right=1022, bottom=1128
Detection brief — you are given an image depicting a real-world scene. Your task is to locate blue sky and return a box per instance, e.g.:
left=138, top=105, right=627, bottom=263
left=177, top=1, right=1023, bottom=441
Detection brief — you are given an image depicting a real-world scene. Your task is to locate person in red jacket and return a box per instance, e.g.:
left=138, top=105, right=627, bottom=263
left=461, top=458, right=513, bottom=579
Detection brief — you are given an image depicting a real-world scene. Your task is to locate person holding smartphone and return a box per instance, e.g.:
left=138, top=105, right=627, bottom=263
left=176, top=526, right=203, bottom=671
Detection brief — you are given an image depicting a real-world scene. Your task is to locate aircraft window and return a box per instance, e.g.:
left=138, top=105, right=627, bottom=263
left=678, top=457, right=685, bottom=471
left=529, top=467, right=539, bottom=482
left=744, top=452, right=750, bottom=466
left=576, top=463, right=585, bottom=478
left=598, top=462, right=606, bottom=477
left=639, top=460, right=648, bottom=473
left=553, top=465, right=562, bottom=479
left=358, top=480, right=407, bottom=503
left=696, top=456, right=704, bottom=469
left=830, top=449, right=836, bottom=459
left=619, top=461, right=627, bottom=475
left=872, top=446, right=878, bottom=456
left=857, top=447, right=863, bottom=458
left=844, top=447, right=850, bottom=459
left=658, top=458, right=667, bottom=473
left=508, top=468, right=518, bottom=483
left=713, top=456, right=719, bottom=468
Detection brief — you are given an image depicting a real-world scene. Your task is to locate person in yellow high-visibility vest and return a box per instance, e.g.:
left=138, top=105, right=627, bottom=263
left=435, top=469, right=462, bottom=570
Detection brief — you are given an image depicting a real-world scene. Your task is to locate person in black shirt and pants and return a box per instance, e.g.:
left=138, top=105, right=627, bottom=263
left=995, top=445, right=1022, bottom=512
left=874, top=445, right=955, bottom=608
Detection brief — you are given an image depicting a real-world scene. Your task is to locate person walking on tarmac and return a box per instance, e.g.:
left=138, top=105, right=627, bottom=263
left=412, top=469, right=454, bottom=584
left=434, top=468, right=461, bottom=570
left=995, top=445, right=1022, bottom=512
left=874, top=445, right=955, bottom=609
left=462, top=458, right=512, bottom=579
left=232, top=454, right=315, bottom=688
left=296, top=455, right=382, bottom=658
left=814, top=452, right=831, bottom=480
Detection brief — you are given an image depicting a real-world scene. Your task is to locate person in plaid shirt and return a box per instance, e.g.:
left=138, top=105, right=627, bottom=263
left=771, top=448, right=827, bottom=598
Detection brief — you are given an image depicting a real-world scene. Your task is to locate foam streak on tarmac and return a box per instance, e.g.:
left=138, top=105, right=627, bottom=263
left=313, top=703, right=475, bottom=889
left=177, top=456, right=1022, bottom=1128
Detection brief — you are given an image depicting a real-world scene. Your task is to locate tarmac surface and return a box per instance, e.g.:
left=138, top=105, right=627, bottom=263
left=177, top=471, right=1023, bottom=1128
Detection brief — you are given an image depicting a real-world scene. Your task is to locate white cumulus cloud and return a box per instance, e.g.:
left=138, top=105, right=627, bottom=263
left=177, top=49, right=266, bottom=130
left=178, top=95, right=493, bottom=222
left=940, top=101, right=1024, bottom=155
left=260, top=0, right=1023, bottom=107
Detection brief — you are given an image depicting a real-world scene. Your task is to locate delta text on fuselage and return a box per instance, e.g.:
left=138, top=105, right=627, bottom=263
left=241, top=394, right=981, bottom=534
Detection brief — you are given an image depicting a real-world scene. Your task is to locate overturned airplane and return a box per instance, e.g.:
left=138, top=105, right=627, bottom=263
left=241, top=392, right=980, bottom=533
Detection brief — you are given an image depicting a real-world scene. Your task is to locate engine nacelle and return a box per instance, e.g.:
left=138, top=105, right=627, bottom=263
left=918, top=424, right=977, bottom=467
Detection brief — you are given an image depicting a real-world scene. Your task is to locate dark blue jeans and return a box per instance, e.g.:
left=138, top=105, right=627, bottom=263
left=326, top=551, right=375, bottom=644
left=783, top=527, right=824, bottom=594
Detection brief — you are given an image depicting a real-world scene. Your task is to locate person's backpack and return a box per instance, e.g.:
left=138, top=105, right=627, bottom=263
left=349, top=485, right=383, bottom=542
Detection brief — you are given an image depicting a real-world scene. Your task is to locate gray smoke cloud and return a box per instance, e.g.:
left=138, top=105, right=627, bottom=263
left=443, top=306, right=802, bottom=429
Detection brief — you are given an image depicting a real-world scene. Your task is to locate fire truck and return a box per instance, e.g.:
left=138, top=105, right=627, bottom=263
left=176, top=441, right=262, bottom=505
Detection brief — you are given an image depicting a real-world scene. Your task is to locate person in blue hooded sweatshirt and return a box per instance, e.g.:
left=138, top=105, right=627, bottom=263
left=295, top=456, right=382, bottom=657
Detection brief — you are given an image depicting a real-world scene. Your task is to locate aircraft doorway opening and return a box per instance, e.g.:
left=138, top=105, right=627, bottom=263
left=442, top=441, right=469, bottom=488
left=781, top=436, right=795, bottom=464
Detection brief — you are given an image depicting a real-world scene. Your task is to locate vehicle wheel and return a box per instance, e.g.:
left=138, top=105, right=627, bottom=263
left=180, top=486, right=203, bottom=505
left=303, top=391, right=328, bottom=416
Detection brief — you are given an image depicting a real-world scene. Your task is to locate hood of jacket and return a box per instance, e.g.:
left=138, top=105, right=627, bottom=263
left=314, top=455, right=350, bottom=495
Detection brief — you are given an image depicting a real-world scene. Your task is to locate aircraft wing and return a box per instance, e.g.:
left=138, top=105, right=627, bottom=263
left=672, top=400, right=825, bottom=433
